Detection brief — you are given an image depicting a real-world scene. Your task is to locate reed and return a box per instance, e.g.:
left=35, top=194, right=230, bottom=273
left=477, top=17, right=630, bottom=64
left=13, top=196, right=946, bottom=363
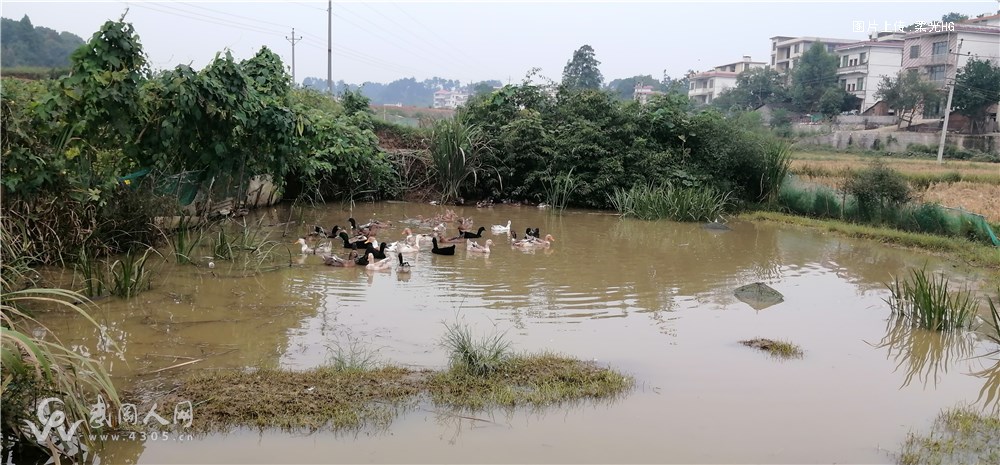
left=884, top=267, right=978, bottom=331
left=541, top=168, right=578, bottom=211
left=760, top=139, right=792, bottom=204
left=428, top=119, right=490, bottom=203
left=1, top=230, right=120, bottom=460
left=108, top=247, right=155, bottom=298
left=609, top=183, right=730, bottom=222
left=75, top=246, right=105, bottom=298
left=164, top=216, right=205, bottom=265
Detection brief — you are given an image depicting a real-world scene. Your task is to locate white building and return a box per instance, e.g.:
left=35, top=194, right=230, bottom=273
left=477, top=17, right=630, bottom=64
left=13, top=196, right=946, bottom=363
left=770, top=36, right=857, bottom=75
left=835, top=37, right=903, bottom=114
left=432, top=89, right=470, bottom=109
left=901, top=20, right=1000, bottom=119
left=633, top=84, right=663, bottom=105
left=687, top=56, right=767, bottom=105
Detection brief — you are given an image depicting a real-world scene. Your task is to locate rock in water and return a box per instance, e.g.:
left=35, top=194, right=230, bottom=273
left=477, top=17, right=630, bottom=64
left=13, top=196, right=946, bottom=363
left=734, top=282, right=784, bottom=310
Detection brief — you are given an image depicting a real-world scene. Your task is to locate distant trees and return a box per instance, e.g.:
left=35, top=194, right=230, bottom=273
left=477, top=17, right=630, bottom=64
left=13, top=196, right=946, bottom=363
left=561, top=45, right=604, bottom=90
left=605, top=75, right=661, bottom=100
left=952, top=58, right=1000, bottom=134
left=875, top=71, right=941, bottom=128
left=0, top=15, right=84, bottom=68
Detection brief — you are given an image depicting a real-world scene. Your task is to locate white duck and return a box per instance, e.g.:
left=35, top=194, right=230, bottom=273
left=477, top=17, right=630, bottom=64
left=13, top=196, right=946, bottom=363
left=365, top=252, right=393, bottom=271
left=491, top=220, right=511, bottom=234
left=294, top=237, right=332, bottom=255
left=513, top=234, right=555, bottom=248
left=467, top=239, right=493, bottom=254
left=401, top=227, right=434, bottom=247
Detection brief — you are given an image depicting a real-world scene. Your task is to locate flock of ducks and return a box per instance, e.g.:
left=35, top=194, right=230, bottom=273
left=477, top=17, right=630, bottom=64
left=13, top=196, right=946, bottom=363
left=294, top=215, right=555, bottom=274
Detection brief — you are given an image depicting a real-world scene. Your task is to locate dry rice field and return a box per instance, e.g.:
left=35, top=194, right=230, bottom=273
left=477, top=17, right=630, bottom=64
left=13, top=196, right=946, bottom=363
left=790, top=151, right=1000, bottom=223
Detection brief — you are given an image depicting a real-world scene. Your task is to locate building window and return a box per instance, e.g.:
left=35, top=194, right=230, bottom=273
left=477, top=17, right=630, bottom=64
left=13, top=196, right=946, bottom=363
left=907, top=68, right=919, bottom=77
left=859, top=52, right=866, bottom=63
left=840, top=79, right=847, bottom=89
left=842, top=56, right=849, bottom=67
left=772, top=42, right=776, bottom=50
left=923, top=99, right=942, bottom=118
left=910, top=45, right=920, bottom=58
left=827, top=44, right=836, bottom=52
left=856, top=77, right=864, bottom=91
left=929, top=65, right=946, bottom=81
left=771, top=56, right=775, bottom=65
left=709, top=79, right=714, bottom=88
left=793, top=44, right=799, bottom=53
left=932, top=41, right=948, bottom=55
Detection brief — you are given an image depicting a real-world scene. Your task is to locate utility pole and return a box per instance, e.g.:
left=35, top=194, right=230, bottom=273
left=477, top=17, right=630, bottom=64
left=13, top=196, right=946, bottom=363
left=286, top=28, right=302, bottom=86
left=327, top=0, right=333, bottom=96
left=937, top=38, right=963, bottom=164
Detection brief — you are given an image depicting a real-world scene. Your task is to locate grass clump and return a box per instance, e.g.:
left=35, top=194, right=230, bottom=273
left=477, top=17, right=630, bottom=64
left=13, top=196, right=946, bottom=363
left=427, top=353, right=634, bottom=410
left=609, top=183, right=730, bottom=222
left=885, top=267, right=978, bottom=331
left=739, top=338, right=803, bottom=359
left=166, top=367, right=424, bottom=433
left=441, top=322, right=511, bottom=377
left=898, top=406, right=1000, bottom=465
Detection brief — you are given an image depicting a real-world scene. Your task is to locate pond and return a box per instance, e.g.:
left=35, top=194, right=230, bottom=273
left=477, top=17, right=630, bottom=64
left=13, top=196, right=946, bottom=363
left=35, top=201, right=999, bottom=464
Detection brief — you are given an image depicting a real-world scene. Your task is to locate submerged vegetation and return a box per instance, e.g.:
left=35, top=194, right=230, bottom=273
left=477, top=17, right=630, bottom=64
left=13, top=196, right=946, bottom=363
left=739, top=338, right=804, bottom=359
left=898, top=406, right=1000, bottom=465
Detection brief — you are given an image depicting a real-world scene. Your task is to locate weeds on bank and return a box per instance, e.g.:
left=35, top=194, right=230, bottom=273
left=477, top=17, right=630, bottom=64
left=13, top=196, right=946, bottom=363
left=898, top=406, right=1000, bottom=465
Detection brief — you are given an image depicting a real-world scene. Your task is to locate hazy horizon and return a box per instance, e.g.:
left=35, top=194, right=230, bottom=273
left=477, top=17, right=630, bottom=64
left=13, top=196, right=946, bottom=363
left=2, top=1, right=996, bottom=86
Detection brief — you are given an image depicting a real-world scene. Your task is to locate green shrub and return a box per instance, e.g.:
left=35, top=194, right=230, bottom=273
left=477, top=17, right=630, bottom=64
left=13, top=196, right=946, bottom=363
left=609, top=183, right=730, bottom=222
left=843, top=160, right=911, bottom=223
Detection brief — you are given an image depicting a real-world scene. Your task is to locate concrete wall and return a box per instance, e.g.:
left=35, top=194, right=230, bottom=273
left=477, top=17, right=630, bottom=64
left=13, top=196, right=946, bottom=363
left=835, top=115, right=898, bottom=125
left=801, top=130, right=999, bottom=153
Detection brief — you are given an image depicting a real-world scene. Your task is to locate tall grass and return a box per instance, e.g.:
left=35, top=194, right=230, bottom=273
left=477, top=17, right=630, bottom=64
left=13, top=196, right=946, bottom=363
left=75, top=246, right=105, bottom=298
left=609, top=183, right=730, bottom=222
left=164, top=216, right=204, bottom=264
left=428, top=119, right=490, bottom=203
left=541, top=168, right=578, bottom=211
left=108, top=247, right=155, bottom=298
left=441, top=322, right=511, bottom=377
left=759, top=139, right=792, bottom=204
left=1, top=224, right=120, bottom=461
left=884, top=267, right=978, bottom=331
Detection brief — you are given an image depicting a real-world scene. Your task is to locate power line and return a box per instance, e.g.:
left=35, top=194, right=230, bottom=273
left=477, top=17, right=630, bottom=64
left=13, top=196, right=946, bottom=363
left=391, top=1, right=501, bottom=81
left=126, top=1, right=284, bottom=36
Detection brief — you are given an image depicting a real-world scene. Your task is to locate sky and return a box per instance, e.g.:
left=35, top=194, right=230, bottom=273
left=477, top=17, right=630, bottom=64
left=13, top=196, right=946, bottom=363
left=2, top=0, right=998, bottom=86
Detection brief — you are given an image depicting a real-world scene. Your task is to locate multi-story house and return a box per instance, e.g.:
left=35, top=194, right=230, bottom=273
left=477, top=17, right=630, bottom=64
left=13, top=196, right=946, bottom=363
left=901, top=20, right=1000, bottom=119
left=687, top=56, right=766, bottom=105
left=835, top=36, right=903, bottom=114
left=432, top=89, right=470, bottom=109
left=769, top=36, right=856, bottom=75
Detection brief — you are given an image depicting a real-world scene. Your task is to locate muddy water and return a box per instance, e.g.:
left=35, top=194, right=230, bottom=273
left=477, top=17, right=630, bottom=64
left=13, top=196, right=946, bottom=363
left=36, top=202, right=998, bottom=464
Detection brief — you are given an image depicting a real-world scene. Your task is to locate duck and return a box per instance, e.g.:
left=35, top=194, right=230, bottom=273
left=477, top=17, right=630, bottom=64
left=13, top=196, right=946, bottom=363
left=467, top=239, right=493, bottom=254
left=396, top=241, right=419, bottom=254
left=513, top=234, right=555, bottom=248
left=527, top=228, right=540, bottom=238
left=364, top=239, right=389, bottom=260
left=461, top=226, right=486, bottom=239
left=293, top=237, right=332, bottom=255
left=365, top=252, right=393, bottom=271
left=323, top=250, right=358, bottom=267
left=431, top=237, right=456, bottom=256
left=401, top=228, right=434, bottom=246
left=396, top=252, right=412, bottom=273
left=491, top=220, right=511, bottom=234
left=476, top=199, right=494, bottom=208
left=338, top=231, right=367, bottom=249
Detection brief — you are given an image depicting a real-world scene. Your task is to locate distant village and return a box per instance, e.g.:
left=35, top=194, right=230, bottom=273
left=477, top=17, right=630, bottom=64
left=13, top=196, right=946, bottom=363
left=430, top=15, right=999, bottom=136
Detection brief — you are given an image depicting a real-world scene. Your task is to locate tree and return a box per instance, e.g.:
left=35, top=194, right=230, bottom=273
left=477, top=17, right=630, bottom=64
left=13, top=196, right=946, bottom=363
left=0, top=15, right=85, bottom=68
left=941, top=12, right=969, bottom=23
left=875, top=71, right=942, bottom=129
left=712, top=67, right=789, bottom=111
left=605, top=75, right=660, bottom=100
left=791, top=42, right=840, bottom=112
left=561, top=45, right=603, bottom=90
left=952, top=58, right=1000, bottom=134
